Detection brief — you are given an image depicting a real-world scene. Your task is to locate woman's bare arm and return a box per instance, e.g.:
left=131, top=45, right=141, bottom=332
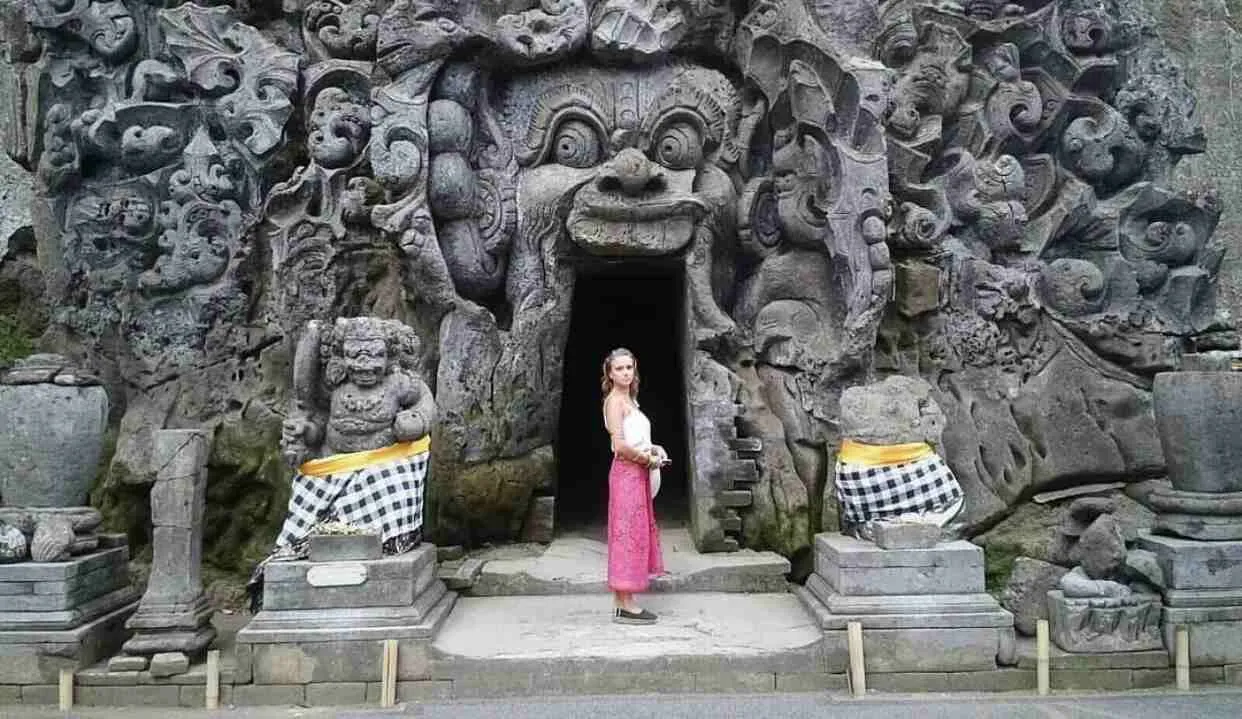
left=604, top=396, right=655, bottom=466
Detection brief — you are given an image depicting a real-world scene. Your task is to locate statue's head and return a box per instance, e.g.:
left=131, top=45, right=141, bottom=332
left=321, top=317, right=421, bottom=389
left=500, top=63, right=740, bottom=256
left=1076, top=514, right=1127, bottom=580
left=839, top=375, right=946, bottom=446
left=30, top=0, right=138, bottom=62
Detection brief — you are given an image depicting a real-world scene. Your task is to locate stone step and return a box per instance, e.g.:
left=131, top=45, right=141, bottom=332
left=428, top=592, right=830, bottom=696
left=463, top=529, right=789, bottom=596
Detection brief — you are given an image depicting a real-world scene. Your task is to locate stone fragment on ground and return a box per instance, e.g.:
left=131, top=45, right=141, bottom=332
left=1000, top=557, right=1069, bottom=636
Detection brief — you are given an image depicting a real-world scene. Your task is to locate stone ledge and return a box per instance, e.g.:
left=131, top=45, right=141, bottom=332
left=1015, top=639, right=1171, bottom=670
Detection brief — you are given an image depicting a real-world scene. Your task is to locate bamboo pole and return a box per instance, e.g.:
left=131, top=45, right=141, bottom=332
left=205, top=649, right=220, bottom=709
left=1175, top=627, right=1190, bottom=691
left=1036, top=619, right=1050, bottom=696
left=847, top=621, right=866, bottom=698
left=381, top=639, right=398, bottom=707
left=58, top=668, right=73, bottom=710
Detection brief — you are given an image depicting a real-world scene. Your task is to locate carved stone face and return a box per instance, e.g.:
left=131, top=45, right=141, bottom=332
left=33, top=0, right=138, bottom=62
left=342, top=336, right=387, bottom=388
left=308, top=88, right=371, bottom=169
left=501, top=64, right=739, bottom=256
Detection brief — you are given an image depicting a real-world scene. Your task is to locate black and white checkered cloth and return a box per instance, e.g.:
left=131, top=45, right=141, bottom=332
left=275, top=450, right=428, bottom=550
left=835, top=453, right=964, bottom=524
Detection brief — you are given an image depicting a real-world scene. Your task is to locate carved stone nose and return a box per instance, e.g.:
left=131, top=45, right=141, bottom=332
left=599, top=148, right=661, bottom=195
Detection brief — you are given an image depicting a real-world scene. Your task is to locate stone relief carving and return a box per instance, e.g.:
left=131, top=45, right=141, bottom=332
left=6, top=0, right=1232, bottom=562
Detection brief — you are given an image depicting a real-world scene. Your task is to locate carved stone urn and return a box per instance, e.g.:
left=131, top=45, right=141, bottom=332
left=1147, top=371, right=1242, bottom=539
left=0, top=354, right=108, bottom=507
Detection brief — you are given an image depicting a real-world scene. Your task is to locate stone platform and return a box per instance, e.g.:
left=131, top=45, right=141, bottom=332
left=0, top=546, right=139, bottom=685
left=444, top=527, right=790, bottom=596
left=1137, top=533, right=1242, bottom=665
left=798, top=533, right=1016, bottom=673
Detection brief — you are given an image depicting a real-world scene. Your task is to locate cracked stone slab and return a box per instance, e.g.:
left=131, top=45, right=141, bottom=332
left=466, top=528, right=789, bottom=596
left=431, top=592, right=825, bottom=676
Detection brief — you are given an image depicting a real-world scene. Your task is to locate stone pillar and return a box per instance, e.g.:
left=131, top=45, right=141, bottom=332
left=121, top=429, right=216, bottom=664
left=1135, top=370, right=1242, bottom=667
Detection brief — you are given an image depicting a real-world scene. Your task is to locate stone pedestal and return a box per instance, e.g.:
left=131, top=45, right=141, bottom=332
left=121, top=430, right=216, bottom=660
left=1137, top=533, right=1242, bottom=665
left=797, top=533, right=1015, bottom=672
left=0, top=545, right=139, bottom=684
left=1047, top=590, right=1163, bottom=653
left=236, top=543, right=457, bottom=688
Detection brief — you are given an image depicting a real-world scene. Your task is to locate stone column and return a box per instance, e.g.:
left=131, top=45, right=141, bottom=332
left=1135, top=371, right=1242, bottom=668
left=121, top=429, right=216, bottom=664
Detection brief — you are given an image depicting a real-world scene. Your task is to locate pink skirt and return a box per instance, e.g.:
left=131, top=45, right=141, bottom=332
left=607, top=457, right=665, bottom=592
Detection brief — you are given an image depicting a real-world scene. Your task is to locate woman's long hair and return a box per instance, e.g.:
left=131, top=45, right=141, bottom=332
left=601, top=347, right=640, bottom=405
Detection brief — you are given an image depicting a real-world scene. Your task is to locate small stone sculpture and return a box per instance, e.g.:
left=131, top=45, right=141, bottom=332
left=0, top=521, right=27, bottom=563
left=1047, top=498, right=1163, bottom=652
left=29, top=516, right=74, bottom=562
left=835, top=376, right=964, bottom=547
left=274, top=317, right=436, bottom=555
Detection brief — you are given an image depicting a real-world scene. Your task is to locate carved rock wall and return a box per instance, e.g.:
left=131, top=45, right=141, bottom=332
left=0, top=0, right=1232, bottom=570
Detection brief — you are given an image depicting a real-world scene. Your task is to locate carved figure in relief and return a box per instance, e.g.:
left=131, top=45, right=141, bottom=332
left=275, top=317, right=436, bottom=554
left=500, top=63, right=741, bottom=339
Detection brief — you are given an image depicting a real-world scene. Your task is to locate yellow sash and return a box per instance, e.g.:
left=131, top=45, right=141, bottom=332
left=299, top=436, right=431, bottom=477
left=837, top=439, right=933, bottom=467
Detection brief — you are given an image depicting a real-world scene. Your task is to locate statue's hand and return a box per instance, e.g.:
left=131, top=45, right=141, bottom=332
left=394, top=410, right=428, bottom=441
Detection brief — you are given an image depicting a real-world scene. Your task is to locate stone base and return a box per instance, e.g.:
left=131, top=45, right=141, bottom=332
left=239, top=580, right=455, bottom=644
left=0, top=547, right=136, bottom=631
left=0, top=601, right=137, bottom=684
left=1047, top=590, right=1163, bottom=653
left=1162, top=604, right=1242, bottom=665
left=263, top=543, right=437, bottom=611
left=1136, top=533, right=1242, bottom=589
left=799, top=533, right=1014, bottom=673
left=1154, top=513, right=1242, bottom=541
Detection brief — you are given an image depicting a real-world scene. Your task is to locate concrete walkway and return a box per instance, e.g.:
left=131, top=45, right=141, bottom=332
left=15, top=689, right=1242, bottom=718
left=456, top=527, right=790, bottom=595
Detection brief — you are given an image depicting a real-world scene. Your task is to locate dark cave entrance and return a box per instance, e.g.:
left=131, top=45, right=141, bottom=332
left=555, top=261, right=691, bottom=534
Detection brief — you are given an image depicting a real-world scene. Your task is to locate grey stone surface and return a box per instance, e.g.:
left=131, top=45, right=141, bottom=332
left=1162, top=613, right=1242, bottom=665
left=237, top=584, right=456, bottom=644
left=0, top=600, right=136, bottom=683
left=304, top=681, right=367, bottom=706
left=466, top=530, right=789, bottom=596
left=814, top=534, right=985, bottom=595
left=77, top=685, right=182, bottom=707
left=520, top=497, right=555, bottom=544
left=1016, top=637, right=1170, bottom=670
left=841, top=626, right=1004, bottom=673
left=1048, top=590, right=1164, bottom=653
left=0, top=383, right=107, bottom=507
left=1000, top=557, right=1069, bottom=636
left=1136, top=534, right=1242, bottom=589
left=263, top=546, right=438, bottom=610
left=1153, top=372, right=1242, bottom=495
left=0, top=547, right=127, bottom=583
left=253, top=641, right=382, bottom=684
left=0, top=585, right=140, bottom=631
left=307, top=533, right=382, bottom=562
left=148, top=651, right=188, bottom=677
left=28, top=516, right=72, bottom=562
left=838, top=376, right=946, bottom=447
left=125, top=430, right=214, bottom=657
left=871, top=522, right=943, bottom=550
left=229, top=684, right=306, bottom=707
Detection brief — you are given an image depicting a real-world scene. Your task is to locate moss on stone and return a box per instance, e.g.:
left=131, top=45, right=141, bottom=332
left=435, top=445, right=554, bottom=546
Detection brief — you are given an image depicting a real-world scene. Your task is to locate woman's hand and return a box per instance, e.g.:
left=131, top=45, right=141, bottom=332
left=651, top=445, right=670, bottom=467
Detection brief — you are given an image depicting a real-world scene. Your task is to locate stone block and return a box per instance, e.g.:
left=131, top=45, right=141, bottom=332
left=264, top=548, right=437, bottom=611
left=179, top=684, right=234, bottom=707
left=1015, top=641, right=1169, bottom=670
left=0, top=576, right=127, bottom=612
left=0, top=547, right=128, bottom=583
left=775, top=673, right=845, bottom=691
left=150, top=476, right=200, bottom=531
left=813, top=534, right=984, bottom=595
left=871, top=522, right=942, bottom=550
left=254, top=640, right=383, bottom=684
left=1136, top=534, right=1242, bottom=590
left=832, top=626, right=1001, bottom=673
left=944, top=668, right=1035, bottom=693
left=237, top=585, right=455, bottom=644
left=1000, top=558, right=1069, bottom=636
left=308, top=534, right=382, bottom=562
left=1163, top=616, right=1242, bottom=665
left=0, top=585, right=140, bottom=630
left=520, top=496, right=555, bottom=544
left=1049, top=668, right=1132, bottom=691
left=77, top=668, right=140, bottom=686
left=1226, top=664, right=1242, bottom=685
left=1131, top=668, right=1176, bottom=688
left=365, top=679, right=454, bottom=703
left=149, top=651, right=189, bottom=677
left=231, top=683, right=306, bottom=706
left=108, top=655, right=148, bottom=672
left=397, top=638, right=432, bottom=680
left=692, top=672, right=774, bottom=693
left=20, top=684, right=56, bottom=704
left=305, top=681, right=368, bottom=706
left=1164, top=587, right=1242, bottom=607
left=0, top=684, right=19, bottom=702
left=895, top=259, right=941, bottom=317
left=1048, top=591, right=1164, bottom=652
left=868, top=672, right=949, bottom=693
left=77, top=685, right=182, bottom=706
left=0, top=383, right=108, bottom=507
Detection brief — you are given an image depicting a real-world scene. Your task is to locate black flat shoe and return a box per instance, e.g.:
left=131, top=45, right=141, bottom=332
left=613, top=607, right=657, bottom=625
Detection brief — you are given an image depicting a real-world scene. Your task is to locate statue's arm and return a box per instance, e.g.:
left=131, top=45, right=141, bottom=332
left=393, top=374, right=435, bottom=442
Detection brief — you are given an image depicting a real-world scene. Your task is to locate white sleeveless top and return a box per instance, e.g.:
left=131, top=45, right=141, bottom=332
left=618, top=404, right=660, bottom=498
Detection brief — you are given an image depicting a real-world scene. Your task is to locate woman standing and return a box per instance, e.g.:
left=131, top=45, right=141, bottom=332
left=602, top=347, right=668, bottom=624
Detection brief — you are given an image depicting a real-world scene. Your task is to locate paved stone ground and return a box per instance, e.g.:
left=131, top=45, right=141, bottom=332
left=9, top=689, right=1242, bottom=718
left=461, top=527, right=790, bottom=595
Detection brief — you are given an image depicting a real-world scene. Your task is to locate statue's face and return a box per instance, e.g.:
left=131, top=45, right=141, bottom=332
left=342, top=337, right=387, bottom=387
left=502, top=64, right=739, bottom=256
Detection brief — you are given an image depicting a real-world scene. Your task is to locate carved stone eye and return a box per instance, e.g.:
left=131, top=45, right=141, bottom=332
left=551, top=120, right=602, bottom=168
left=653, top=122, right=703, bottom=170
